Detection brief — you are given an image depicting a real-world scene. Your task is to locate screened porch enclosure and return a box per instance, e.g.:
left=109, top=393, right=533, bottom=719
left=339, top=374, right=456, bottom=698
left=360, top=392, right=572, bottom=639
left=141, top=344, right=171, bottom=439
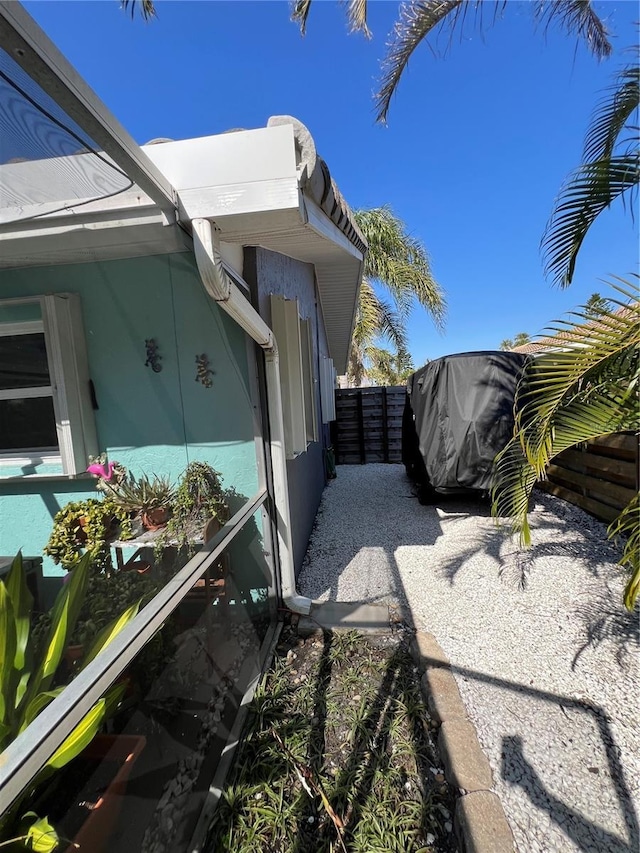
left=0, top=7, right=281, bottom=846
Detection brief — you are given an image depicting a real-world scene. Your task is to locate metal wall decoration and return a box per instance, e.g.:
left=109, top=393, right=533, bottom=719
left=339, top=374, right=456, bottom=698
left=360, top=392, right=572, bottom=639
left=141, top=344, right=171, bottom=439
left=195, top=353, right=214, bottom=388
left=144, top=339, right=163, bottom=373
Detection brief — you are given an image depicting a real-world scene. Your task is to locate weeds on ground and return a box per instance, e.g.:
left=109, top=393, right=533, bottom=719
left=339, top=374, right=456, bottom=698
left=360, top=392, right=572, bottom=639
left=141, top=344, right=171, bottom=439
left=205, top=629, right=458, bottom=852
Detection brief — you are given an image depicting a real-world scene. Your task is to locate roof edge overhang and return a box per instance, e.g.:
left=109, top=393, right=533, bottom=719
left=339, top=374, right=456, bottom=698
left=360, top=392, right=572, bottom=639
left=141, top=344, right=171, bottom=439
left=0, top=121, right=364, bottom=370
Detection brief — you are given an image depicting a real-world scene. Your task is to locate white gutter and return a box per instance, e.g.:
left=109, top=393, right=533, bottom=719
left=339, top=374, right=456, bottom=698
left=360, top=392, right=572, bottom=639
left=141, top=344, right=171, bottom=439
left=192, top=217, right=312, bottom=615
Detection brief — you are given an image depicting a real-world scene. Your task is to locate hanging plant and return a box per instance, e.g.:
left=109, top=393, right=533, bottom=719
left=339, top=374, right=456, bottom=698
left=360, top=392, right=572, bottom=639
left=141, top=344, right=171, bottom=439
left=44, top=498, right=132, bottom=573
left=157, top=462, right=229, bottom=556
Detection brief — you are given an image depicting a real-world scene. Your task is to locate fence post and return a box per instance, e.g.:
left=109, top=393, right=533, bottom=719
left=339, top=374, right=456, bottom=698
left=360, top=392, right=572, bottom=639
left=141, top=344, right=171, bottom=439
left=357, top=390, right=366, bottom=464
left=381, top=387, right=389, bottom=463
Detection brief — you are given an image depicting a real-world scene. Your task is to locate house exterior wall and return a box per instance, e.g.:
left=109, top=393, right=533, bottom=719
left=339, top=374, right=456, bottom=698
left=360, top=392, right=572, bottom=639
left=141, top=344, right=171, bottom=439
left=244, top=246, right=329, bottom=577
left=0, top=252, right=260, bottom=576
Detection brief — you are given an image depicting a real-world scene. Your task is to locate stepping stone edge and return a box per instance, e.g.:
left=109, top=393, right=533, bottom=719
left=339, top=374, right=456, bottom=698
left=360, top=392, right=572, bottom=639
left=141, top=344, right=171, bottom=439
left=412, top=631, right=514, bottom=851
left=455, top=791, right=515, bottom=853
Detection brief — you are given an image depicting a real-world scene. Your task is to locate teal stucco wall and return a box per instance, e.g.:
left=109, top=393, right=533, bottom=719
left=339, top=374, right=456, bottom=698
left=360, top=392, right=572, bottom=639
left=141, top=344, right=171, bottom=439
left=0, top=252, right=260, bottom=576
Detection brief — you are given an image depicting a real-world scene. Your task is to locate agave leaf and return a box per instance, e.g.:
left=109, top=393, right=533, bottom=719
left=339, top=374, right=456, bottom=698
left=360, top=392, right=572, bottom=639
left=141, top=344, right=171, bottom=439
left=4, top=552, right=34, bottom=710
left=81, top=600, right=142, bottom=669
left=23, top=553, right=91, bottom=709
left=101, top=681, right=128, bottom=720
left=45, top=699, right=105, bottom=772
left=19, top=688, right=65, bottom=734
left=0, top=581, right=17, bottom=736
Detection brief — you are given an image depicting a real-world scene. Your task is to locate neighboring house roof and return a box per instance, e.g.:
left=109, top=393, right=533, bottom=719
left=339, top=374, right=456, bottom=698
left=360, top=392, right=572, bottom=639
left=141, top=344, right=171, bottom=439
left=510, top=305, right=635, bottom=354
left=0, top=116, right=365, bottom=373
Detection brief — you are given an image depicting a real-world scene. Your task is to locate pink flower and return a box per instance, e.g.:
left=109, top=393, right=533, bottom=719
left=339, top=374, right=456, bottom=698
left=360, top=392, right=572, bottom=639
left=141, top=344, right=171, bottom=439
left=87, top=461, right=116, bottom=480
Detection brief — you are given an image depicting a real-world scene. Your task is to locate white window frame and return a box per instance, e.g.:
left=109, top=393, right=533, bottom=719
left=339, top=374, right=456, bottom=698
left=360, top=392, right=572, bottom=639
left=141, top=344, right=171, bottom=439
left=0, top=294, right=98, bottom=477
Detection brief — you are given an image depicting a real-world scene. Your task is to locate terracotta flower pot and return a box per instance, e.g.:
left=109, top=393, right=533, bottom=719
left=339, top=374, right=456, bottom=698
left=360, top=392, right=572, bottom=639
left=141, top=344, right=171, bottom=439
left=141, top=507, right=170, bottom=531
left=66, top=735, right=146, bottom=853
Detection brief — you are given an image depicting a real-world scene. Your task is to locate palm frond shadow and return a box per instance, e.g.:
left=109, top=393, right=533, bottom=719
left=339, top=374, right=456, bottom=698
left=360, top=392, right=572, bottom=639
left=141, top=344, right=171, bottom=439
left=428, top=491, right=624, bottom=590
left=572, top=596, right=639, bottom=670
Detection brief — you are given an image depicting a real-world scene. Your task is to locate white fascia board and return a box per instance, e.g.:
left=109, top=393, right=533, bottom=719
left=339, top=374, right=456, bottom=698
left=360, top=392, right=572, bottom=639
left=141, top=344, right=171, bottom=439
left=176, top=177, right=301, bottom=222
left=302, top=196, right=364, bottom=262
left=142, top=125, right=298, bottom=190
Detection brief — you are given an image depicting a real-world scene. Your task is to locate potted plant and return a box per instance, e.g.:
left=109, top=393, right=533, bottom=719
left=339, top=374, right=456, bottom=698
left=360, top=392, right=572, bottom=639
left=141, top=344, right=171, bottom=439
left=108, top=473, right=175, bottom=531
left=0, top=552, right=144, bottom=851
left=44, top=498, right=132, bottom=573
left=159, top=462, right=230, bottom=555
left=33, top=568, right=160, bottom=670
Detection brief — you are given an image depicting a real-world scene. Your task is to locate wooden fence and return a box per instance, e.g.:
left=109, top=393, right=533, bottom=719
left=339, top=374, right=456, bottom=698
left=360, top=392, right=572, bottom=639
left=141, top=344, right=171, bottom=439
left=539, top=432, right=639, bottom=522
left=333, top=387, right=406, bottom=464
left=332, top=387, right=638, bottom=523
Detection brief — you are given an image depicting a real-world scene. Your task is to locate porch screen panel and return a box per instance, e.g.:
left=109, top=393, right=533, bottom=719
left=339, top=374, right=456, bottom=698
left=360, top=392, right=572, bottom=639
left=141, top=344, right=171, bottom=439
left=0, top=492, right=278, bottom=853
left=0, top=46, right=132, bottom=223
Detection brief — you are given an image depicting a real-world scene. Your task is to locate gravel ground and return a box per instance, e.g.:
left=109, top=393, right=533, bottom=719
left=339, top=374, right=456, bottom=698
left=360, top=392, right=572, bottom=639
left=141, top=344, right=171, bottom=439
left=298, top=464, right=639, bottom=853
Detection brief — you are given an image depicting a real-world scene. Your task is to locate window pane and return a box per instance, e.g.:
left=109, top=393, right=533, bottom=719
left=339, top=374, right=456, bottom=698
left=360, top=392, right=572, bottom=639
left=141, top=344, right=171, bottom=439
left=0, top=506, right=276, bottom=852
left=0, top=396, right=58, bottom=451
left=0, top=333, right=50, bottom=390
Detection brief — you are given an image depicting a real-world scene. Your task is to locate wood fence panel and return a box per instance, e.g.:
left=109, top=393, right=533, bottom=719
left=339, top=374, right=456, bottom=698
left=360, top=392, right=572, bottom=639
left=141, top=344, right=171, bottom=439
left=334, top=387, right=406, bottom=464
left=543, top=432, right=638, bottom=522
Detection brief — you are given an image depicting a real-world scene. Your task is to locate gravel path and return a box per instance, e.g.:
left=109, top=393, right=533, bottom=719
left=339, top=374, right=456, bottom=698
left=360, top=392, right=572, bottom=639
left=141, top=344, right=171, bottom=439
left=298, top=464, right=639, bottom=853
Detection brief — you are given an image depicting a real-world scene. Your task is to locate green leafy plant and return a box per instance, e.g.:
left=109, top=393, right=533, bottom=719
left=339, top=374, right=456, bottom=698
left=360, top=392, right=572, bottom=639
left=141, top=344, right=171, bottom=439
left=0, top=552, right=141, bottom=850
left=43, top=499, right=132, bottom=573
left=108, top=473, right=174, bottom=515
left=160, top=462, right=229, bottom=554
left=33, top=569, right=158, bottom=654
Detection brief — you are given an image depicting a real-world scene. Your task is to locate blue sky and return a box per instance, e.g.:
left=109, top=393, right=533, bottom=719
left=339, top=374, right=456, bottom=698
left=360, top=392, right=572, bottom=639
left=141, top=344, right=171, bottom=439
left=23, top=0, right=639, bottom=365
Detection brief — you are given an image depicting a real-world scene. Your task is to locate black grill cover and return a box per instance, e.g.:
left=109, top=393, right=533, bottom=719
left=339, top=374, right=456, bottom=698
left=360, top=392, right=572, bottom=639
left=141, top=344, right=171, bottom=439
left=403, top=351, right=529, bottom=493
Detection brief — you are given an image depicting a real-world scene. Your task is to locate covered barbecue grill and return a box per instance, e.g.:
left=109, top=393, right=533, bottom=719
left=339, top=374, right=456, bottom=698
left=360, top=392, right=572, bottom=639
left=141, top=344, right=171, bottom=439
left=402, top=351, right=529, bottom=499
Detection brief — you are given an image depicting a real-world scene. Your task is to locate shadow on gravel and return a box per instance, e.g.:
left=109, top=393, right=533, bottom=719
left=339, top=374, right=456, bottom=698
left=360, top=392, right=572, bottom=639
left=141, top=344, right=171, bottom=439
left=502, top=734, right=635, bottom=853
left=572, top=598, right=639, bottom=671
left=441, top=661, right=639, bottom=853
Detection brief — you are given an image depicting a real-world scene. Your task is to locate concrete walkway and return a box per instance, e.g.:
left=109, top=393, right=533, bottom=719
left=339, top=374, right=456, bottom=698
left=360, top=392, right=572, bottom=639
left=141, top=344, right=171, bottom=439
left=298, top=464, right=639, bottom=853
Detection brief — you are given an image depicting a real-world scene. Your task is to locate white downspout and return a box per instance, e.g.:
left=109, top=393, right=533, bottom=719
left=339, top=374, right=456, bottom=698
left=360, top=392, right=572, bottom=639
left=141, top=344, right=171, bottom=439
left=192, top=217, right=312, bottom=615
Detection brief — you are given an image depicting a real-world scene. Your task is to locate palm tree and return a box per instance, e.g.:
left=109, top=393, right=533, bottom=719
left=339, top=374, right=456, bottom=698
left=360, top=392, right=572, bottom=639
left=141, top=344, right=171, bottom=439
left=491, top=52, right=639, bottom=610
left=500, top=332, right=530, bottom=351
left=290, top=1, right=611, bottom=123
left=349, top=207, right=445, bottom=386
left=585, top=292, right=611, bottom=315
left=364, top=346, right=415, bottom=386
left=492, top=282, right=639, bottom=608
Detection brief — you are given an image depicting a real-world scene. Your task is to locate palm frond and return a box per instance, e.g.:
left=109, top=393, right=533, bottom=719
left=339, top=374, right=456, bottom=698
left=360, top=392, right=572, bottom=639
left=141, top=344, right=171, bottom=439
left=354, top=207, right=446, bottom=327
left=356, top=280, right=408, bottom=351
left=533, top=1, right=612, bottom=60
left=376, top=0, right=470, bottom=124
left=293, top=0, right=370, bottom=37
left=291, top=0, right=313, bottom=34
left=492, top=438, right=538, bottom=546
left=542, top=155, right=640, bottom=287
left=608, top=494, right=640, bottom=610
left=492, top=384, right=636, bottom=542
left=121, top=0, right=156, bottom=20
left=343, top=0, right=371, bottom=36
left=583, top=64, right=639, bottom=163
left=515, top=286, right=640, bottom=466
left=492, top=281, right=640, bottom=609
